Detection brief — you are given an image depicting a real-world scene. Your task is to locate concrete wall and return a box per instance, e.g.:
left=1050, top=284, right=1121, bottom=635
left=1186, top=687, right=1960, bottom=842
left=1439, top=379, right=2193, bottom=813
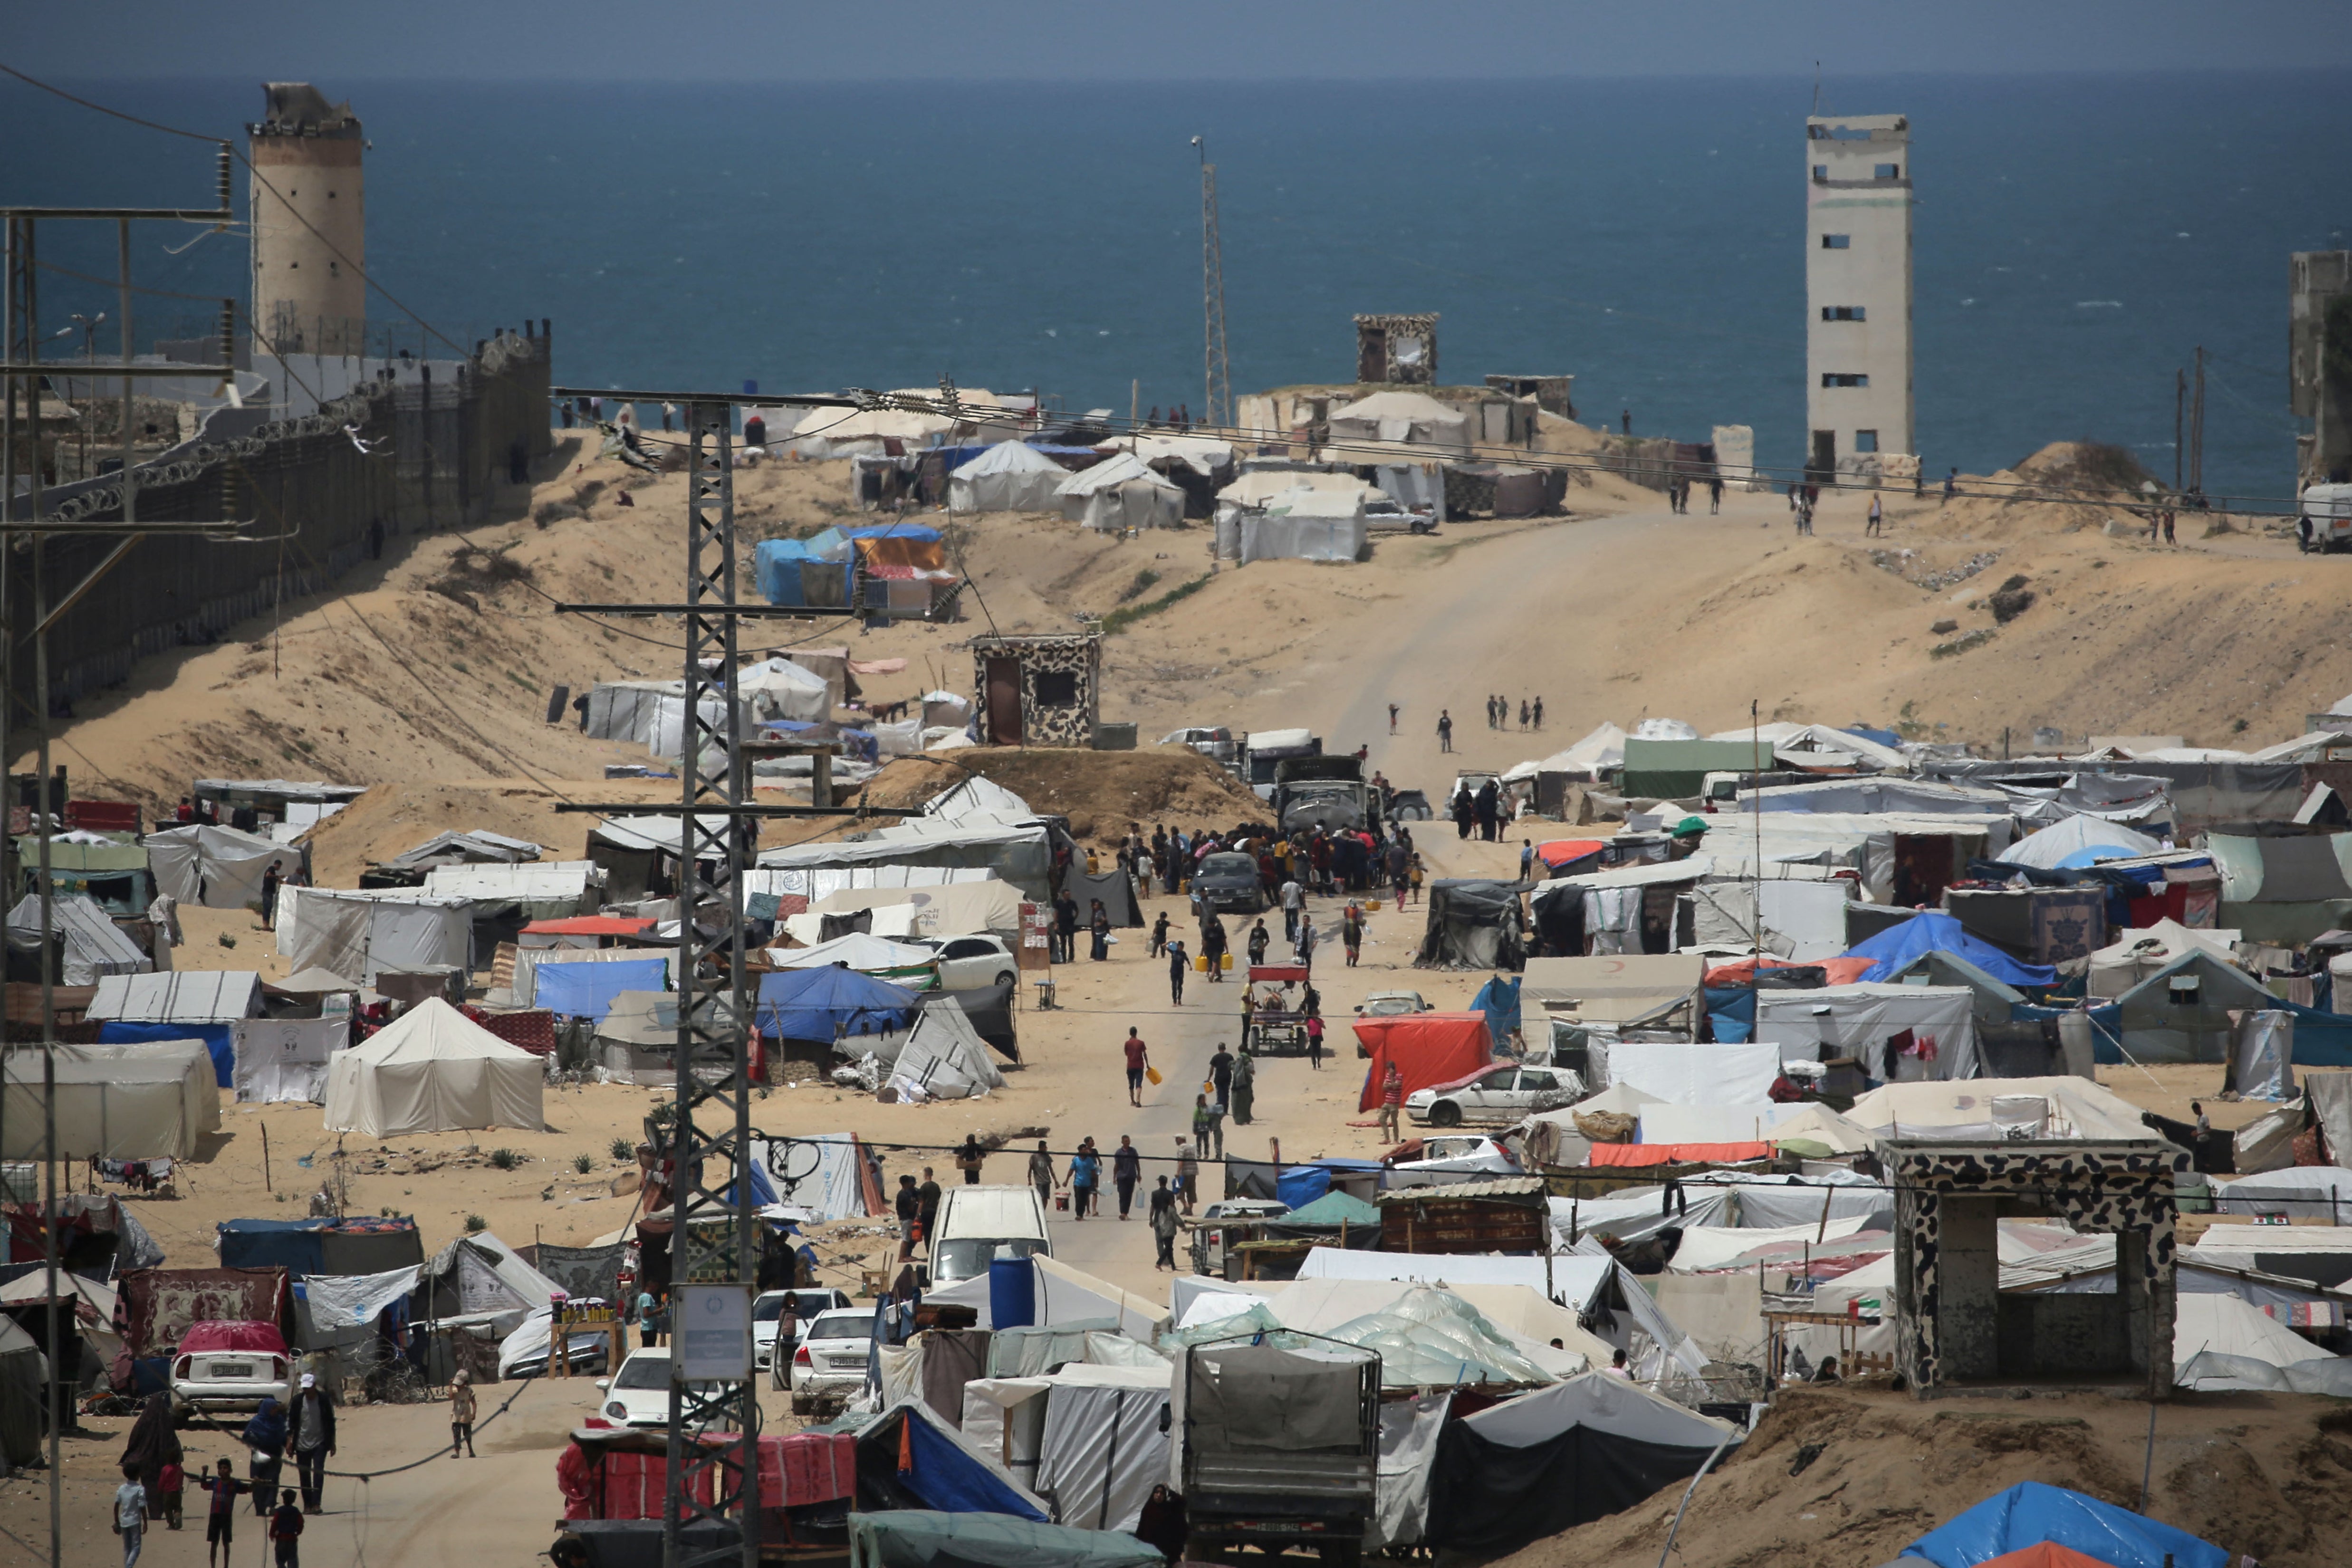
left=1805, top=114, right=1914, bottom=476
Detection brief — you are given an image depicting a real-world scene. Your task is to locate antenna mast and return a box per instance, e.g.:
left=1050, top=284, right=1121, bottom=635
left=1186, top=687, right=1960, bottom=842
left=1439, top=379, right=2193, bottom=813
left=1195, top=137, right=1232, bottom=430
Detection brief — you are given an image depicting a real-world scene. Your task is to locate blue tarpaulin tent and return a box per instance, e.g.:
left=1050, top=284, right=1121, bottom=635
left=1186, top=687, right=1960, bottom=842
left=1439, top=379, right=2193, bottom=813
left=216, top=1215, right=423, bottom=1278
left=1471, top=976, right=1522, bottom=1046
left=757, top=966, right=917, bottom=1042
left=534, top=958, right=669, bottom=1020
left=1704, top=985, right=1756, bottom=1043
left=753, top=538, right=853, bottom=606
left=1276, top=1165, right=1331, bottom=1209
left=1901, top=1481, right=2226, bottom=1568
left=98, top=1020, right=233, bottom=1087
left=1846, top=912, right=2057, bottom=988
left=844, top=522, right=943, bottom=543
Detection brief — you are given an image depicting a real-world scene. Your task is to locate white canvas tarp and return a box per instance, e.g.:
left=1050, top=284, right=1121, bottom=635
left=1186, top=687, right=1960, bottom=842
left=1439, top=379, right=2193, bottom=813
left=1999, top=813, right=2165, bottom=871
left=1239, top=489, right=1368, bottom=564
left=1455, top=1369, right=1737, bottom=1451
left=231, top=1017, right=347, bottom=1104
left=949, top=441, right=1068, bottom=514
left=420, top=862, right=595, bottom=914
left=2088, top=919, right=2243, bottom=999
left=6, top=893, right=152, bottom=986
left=278, top=887, right=473, bottom=984
left=304, top=1266, right=422, bottom=1331
left=883, top=1006, right=1005, bottom=1101
left=1752, top=983, right=1980, bottom=1080
left=811, top=881, right=1023, bottom=939
left=1325, top=391, right=1472, bottom=456
left=1032, top=1365, right=1172, bottom=1533
left=2211, top=1165, right=2352, bottom=1219
left=1603, top=1041, right=1785, bottom=1105
left=2172, top=1292, right=2337, bottom=1387
left=1057, top=452, right=1182, bottom=531
left=2, top=1039, right=218, bottom=1159
left=1521, top=955, right=1704, bottom=1027
left=1638, top=1102, right=1808, bottom=1146
left=736, top=658, right=833, bottom=724
left=1844, top=1075, right=2154, bottom=1142
left=145, top=824, right=302, bottom=909
left=322, top=999, right=545, bottom=1136
left=1684, top=879, right=1853, bottom=962
left=90, top=970, right=260, bottom=1023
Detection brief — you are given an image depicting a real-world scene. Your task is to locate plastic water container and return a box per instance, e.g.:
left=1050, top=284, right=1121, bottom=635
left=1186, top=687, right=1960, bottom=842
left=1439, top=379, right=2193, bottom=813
left=989, top=1255, right=1035, bottom=1330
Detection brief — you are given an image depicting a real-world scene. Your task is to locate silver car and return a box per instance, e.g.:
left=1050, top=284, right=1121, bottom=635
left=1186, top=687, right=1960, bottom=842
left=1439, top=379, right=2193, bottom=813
left=1407, top=1064, right=1579, bottom=1128
left=1161, top=726, right=1239, bottom=764
left=787, top=1308, right=880, bottom=1396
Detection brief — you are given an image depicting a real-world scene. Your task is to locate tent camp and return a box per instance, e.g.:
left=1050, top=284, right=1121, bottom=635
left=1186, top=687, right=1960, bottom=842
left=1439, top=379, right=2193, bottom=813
left=1353, top=1013, right=1492, bottom=1112
left=757, top=965, right=918, bottom=1043
left=736, top=657, right=833, bottom=724
left=1056, top=452, right=1182, bottom=531
left=948, top=440, right=1068, bottom=514
left=1845, top=912, right=2057, bottom=987
left=759, top=817, right=1056, bottom=903
left=145, top=824, right=302, bottom=909
left=5, top=892, right=150, bottom=986
left=1997, top=813, right=2167, bottom=871
left=770, top=933, right=940, bottom=984
left=1751, top=982, right=1981, bottom=1080
left=277, top=886, right=473, bottom=984
left=91, top=970, right=260, bottom=1024
left=1, top=1039, right=219, bottom=1159
left=1325, top=390, right=1472, bottom=457
left=2089, top=919, right=2243, bottom=1000
left=2112, top=949, right=2273, bottom=1064
left=1239, top=487, right=1368, bottom=564
left=1414, top=879, right=1526, bottom=971
left=322, top=999, right=546, bottom=1136
left=878, top=1005, right=1005, bottom=1101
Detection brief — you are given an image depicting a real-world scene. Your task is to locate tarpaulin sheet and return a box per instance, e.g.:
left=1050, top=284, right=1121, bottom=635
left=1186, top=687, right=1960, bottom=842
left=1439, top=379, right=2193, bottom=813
left=279, top=888, right=472, bottom=985
left=534, top=1242, right=624, bottom=1305
left=844, top=1510, right=1161, bottom=1568
left=100, top=1020, right=233, bottom=1087
left=1603, top=1040, right=1785, bottom=1104
left=857, top=1401, right=1050, bottom=1520
left=532, top=959, right=668, bottom=1020
left=1845, top=912, right=2057, bottom=987
left=231, top=1017, right=346, bottom=1104
left=302, top=1266, right=420, bottom=1330
left=1587, top=1141, right=1770, bottom=1167
left=1425, top=1396, right=1724, bottom=1558
left=118, top=1266, right=289, bottom=1358
left=1901, top=1481, right=2226, bottom=1568
left=1354, top=1013, right=1491, bottom=1112
left=1752, top=984, right=1980, bottom=1080
left=1033, top=1377, right=1170, bottom=1532
left=144, top=824, right=300, bottom=909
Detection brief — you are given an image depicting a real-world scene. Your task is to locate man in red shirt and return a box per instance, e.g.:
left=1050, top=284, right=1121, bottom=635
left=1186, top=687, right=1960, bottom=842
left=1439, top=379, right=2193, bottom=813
left=1378, top=1062, right=1404, bottom=1141
left=1122, top=1028, right=1150, bottom=1107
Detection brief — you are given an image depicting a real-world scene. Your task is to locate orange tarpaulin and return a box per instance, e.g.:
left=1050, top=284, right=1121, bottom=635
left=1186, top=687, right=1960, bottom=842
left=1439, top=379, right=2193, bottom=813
left=1981, top=1547, right=2124, bottom=1568
left=1585, top=1140, right=1772, bottom=1167
left=1354, top=1012, right=1492, bottom=1112
left=1702, top=955, right=1873, bottom=988
left=855, top=536, right=947, bottom=573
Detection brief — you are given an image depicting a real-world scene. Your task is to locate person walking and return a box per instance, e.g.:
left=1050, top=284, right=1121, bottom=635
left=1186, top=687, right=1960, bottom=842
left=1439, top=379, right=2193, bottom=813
left=242, top=1397, right=286, bottom=1518
left=1389, top=842, right=1411, bottom=913
left=1192, top=1094, right=1224, bottom=1160
left=1113, top=1135, right=1142, bottom=1220
left=1517, top=699, right=1530, bottom=731
left=957, top=1133, right=985, bottom=1184
left=1088, top=900, right=1111, bottom=961
left=1532, top=696, right=1544, bottom=731
left=1149, top=911, right=1170, bottom=958
left=1709, top=476, right=1723, bottom=514
left=1519, top=838, right=1536, bottom=881
left=918, top=1167, right=942, bottom=1242
left=1068, top=1142, right=1100, bottom=1220
left=260, top=864, right=281, bottom=931
left=1167, top=940, right=1188, bottom=1005
left=770, top=1297, right=798, bottom=1390
left=1388, top=702, right=1400, bottom=735
left=1279, top=875, right=1303, bottom=942
left=269, top=1489, right=303, bottom=1568
left=1378, top=1062, right=1404, bottom=1142
left=1028, top=1141, right=1056, bottom=1212
left=448, top=1371, right=477, bottom=1458
left=1209, top=1044, right=1235, bottom=1110
left=197, top=1458, right=247, bottom=1568
left=1342, top=903, right=1363, bottom=968
left=1200, top=914, right=1228, bottom=982
left=1149, top=1177, right=1181, bottom=1270
left=1230, top=1048, right=1256, bottom=1125
left=1052, top=892, right=1078, bottom=964
left=1174, top=1138, right=1200, bottom=1215
left=1436, top=710, right=1453, bottom=753
left=1866, top=494, right=1884, bottom=537
left=287, top=1373, right=335, bottom=1514
left=1941, top=467, right=1958, bottom=506
left=120, top=1392, right=180, bottom=1525
left=1305, top=1012, right=1325, bottom=1070
left=1123, top=1027, right=1151, bottom=1106
left=114, top=1465, right=148, bottom=1568
left=1247, top=919, right=1270, bottom=966
left=894, top=1174, right=922, bottom=1260
left=1295, top=911, right=1316, bottom=970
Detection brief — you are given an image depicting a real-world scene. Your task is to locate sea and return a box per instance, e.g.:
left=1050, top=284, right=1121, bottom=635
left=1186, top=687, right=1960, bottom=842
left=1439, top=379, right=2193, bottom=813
left=6, top=73, right=2347, bottom=503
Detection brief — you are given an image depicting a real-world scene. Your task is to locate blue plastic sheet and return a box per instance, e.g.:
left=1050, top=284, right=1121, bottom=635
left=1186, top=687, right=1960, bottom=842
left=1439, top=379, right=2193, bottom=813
left=901, top=1410, right=1046, bottom=1520
left=752, top=538, right=853, bottom=606
left=1902, top=1481, right=2225, bottom=1568
left=1276, top=1165, right=1332, bottom=1210
left=757, top=966, right=916, bottom=1042
left=1846, top=912, right=2057, bottom=988
left=1703, top=985, right=1756, bottom=1043
left=533, top=958, right=668, bottom=1020
left=98, top=1020, right=232, bottom=1087
left=1471, top=976, right=1522, bottom=1046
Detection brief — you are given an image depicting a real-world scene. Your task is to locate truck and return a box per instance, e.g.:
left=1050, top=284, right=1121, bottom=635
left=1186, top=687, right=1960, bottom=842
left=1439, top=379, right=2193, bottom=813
left=1273, top=754, right=1374, bottom=836
left=1179, top=1335, right=1381, bottom=1568
left=2300, top=483, right=2352, bottom=553
left=1243, top=727, right=1322, bottom=792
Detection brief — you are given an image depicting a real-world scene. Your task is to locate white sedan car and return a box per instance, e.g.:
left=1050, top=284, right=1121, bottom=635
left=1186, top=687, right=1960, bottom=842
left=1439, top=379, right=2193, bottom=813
left=786, top=1309, right=879, bottom=1396
left=753, top=1288, right=853, bottom=1373
left=919, top=935, right=1019, bottom=993
left=595, top=1349, right=732, bottom=1431
left=1385, top=1134, right=1520, bottom=1188
left=1407, top=1064, right=1580, bottom=1128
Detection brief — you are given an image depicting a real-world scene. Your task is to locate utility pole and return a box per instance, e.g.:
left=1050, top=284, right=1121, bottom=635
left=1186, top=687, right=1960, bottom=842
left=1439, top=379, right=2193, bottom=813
left=2173, top=367, right=2185, bottom=492
left=2190, top=346, right=2207, bottom=497
left=1194, top=136, right=1231, bottom=431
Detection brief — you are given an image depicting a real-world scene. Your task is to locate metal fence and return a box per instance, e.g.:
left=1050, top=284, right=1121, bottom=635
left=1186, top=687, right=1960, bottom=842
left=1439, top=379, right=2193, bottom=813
left=5, top=328, right=552, bottom=715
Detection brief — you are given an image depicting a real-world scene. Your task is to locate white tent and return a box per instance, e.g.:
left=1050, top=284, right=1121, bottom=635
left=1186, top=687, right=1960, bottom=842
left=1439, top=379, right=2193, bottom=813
left=1601, top=1041, right=1784, bottom=1104
left=1239, top=487, right=1367, bottom=564
left=321, top=998, right=546, bottom=1136
left=144, top=824, right=302, bottom=909
left=2173, top=1292, right=2336, bottom=1386
left=769, top=931, right=941, bottom=979
left=882, top=1005, right=1005, bottom=1101
left=1998, top=813, right=2165, bottom=871
left=1844, top=1075, right=2153, bottom=1142
left=231, top=1017, right=349, bottom=1104
left=2, top=1039, right=219, bottom=1159
left=1325, top=390, right=1472, bottom=457
left=278, top=886, right=473, bottom=985
left=949, top=441, right=1068, bottom=513
left=925, top=775, right=1033, bottom=823
left=809, top=882, right=1023, bottom=941
left=1056, top=452, right=1182, bottom=531
left=90, top=971, right=260, bottom=1023
left=1506, top=722, right=1627, bottom=782
left=736, top=657, right=833, bottom=724
left=1751, top=983, right=1980, bottom=1079
left=2210, top=1165, right=2352, bottom=1220
left=5, top=893, right=152, bottom=985
left=1031, top=1363, right=1173, bottom=1533
left=2088, top=918, right=2243, bottom=1000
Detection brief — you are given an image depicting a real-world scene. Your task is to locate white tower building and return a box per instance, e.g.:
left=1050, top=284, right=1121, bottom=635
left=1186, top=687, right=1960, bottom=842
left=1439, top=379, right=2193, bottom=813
left=248, top=83, right=365, bottom=357
left=1805, top=113, right=1912, bottom=483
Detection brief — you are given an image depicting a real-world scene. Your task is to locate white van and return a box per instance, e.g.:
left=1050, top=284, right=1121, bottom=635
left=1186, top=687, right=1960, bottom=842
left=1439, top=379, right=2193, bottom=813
left=2300, top=483, right=2352, bottom=553
left=928, top=1183, right=1051, bottom=1288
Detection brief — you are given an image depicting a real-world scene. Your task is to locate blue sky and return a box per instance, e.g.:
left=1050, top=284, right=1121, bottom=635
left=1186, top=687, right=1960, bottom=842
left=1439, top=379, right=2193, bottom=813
left=10, top=0, right=2350, bottom=80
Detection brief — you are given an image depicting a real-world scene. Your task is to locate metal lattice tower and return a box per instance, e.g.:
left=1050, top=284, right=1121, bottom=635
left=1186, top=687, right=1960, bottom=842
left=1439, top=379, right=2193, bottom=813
left=1199, top=145, right=1232, bottom=430
left=661, top=401, right=761, bottom=1568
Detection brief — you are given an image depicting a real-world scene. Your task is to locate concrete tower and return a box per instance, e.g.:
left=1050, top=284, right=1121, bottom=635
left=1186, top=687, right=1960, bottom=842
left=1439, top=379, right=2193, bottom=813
left=1805, top=113, right=1913, bottom=482
left=248, top=83, right=365, bottom=357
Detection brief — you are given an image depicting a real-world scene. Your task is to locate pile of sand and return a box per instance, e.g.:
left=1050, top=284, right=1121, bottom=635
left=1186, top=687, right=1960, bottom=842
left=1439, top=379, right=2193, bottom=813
left=859, top=746, right=1267, bottom=845
left=1496, top=1384, right=2352, bottom=1568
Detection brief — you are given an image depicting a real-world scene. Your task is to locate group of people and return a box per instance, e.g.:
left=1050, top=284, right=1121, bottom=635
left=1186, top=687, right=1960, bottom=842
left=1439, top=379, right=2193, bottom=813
left=1452, top=776, right=1508, bottom=841
left=1664, top=474, right=1722, bottom=514
left=1485, top=694, right=1544, bottom=731
left=1785, top=481, right=1820, bottom=535
left=1048, top=891, right=1116, bottom=963
left=115, top=1370, right=342, bottom=1568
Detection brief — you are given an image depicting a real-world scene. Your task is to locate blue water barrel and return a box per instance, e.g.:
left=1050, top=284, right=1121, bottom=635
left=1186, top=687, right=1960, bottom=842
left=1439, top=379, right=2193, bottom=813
left=989, top=1255, right=1035, bottom=1330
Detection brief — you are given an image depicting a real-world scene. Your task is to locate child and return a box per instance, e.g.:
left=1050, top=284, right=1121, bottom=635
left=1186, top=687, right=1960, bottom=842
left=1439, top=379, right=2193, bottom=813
left=197, top=1457, right=247, bottom=1568
left=158, top=1460, right=184, bottom=1530
left=1408, top=855, right=1426, bottom=905
left=449, top=1369, right=477, bottom=1458
left=112, top=1463, right=147, bottom=1568
left=269, top=1488, right=304, bottom=1568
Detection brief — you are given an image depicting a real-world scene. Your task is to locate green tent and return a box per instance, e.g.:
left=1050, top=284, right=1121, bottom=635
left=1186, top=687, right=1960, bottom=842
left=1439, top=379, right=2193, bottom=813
left=847, top=1511, right=1162, bottom=1568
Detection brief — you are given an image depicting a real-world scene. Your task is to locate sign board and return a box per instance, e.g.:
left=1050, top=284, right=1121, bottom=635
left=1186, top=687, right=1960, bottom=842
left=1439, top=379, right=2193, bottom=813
left=674, top=1283, right=753, bottom=1381
left=2252, top=1212, right=2292, bottom=1226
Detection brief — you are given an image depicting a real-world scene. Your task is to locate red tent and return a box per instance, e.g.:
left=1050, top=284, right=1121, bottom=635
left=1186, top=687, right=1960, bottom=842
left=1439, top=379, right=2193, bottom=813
left=1536, top=839, right=1605, bottom=871
left=177, top=1321, right=288, bottom=1356
left=1980, top=1546, right=2124, bottom=1568
left=1355, top=1012, right=1492, bottom=1112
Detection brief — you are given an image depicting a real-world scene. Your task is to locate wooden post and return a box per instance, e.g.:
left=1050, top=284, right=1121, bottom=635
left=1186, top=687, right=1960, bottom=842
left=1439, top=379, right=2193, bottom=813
left=260, top=1122, right=272, bottom=1195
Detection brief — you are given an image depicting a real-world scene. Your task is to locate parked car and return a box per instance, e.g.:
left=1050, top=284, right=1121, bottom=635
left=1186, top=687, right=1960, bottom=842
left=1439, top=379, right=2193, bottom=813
left=1161, top=726, right=1239, bottom=764
left=1363, top=494, right=1438, bottom=535
left=916, top=933, right=1018, bottom=992
left=1388, top=788, right=1433, bottom=822
left=1406, top=1064, right=1579, bottom=1127
left=499, top=1304, right=612, bottom=1381
left=596, top=1348, right=732, bottom=1430
left=753, top=1288, right=854, bottom=1372
left=171, top=1321, right=292, bottom=1417
left=2299, top=483, right=2352, bottom=553
left=787, top=1309, right=881, bottom=1397
left=1385, top=1134, right=1521, bottom=1187
left=1190, top=851, right=1266, bottom=915
left=1355, top=990, right=1431, bottom=1056
left=929, top=1183, right=1052, bottom=1287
